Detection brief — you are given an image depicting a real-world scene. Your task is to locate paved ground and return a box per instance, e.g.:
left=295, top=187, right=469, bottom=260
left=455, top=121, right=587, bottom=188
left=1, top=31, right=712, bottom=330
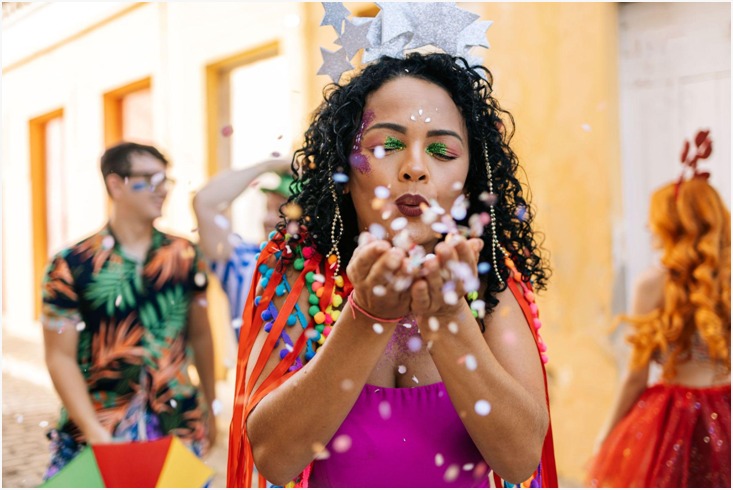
left=2, top=326, right=232, bottom=488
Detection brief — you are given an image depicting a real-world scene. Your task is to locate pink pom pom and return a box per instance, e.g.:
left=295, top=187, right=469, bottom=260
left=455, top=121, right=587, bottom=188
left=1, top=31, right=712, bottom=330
left=323, top=326, right=332, bottom=337
left=533, top=318, right=542, bottom=330
left=529, top=303, right=538, bottom=315
left=541, top=354, right=549, bottom=364
left=324, top=314, right=333, bottom=325
left=302, top=247, right=315, bottom=259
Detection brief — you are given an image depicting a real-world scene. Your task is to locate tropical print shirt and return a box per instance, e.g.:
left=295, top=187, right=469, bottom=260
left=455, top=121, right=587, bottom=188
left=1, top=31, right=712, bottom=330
left=41, top=225, right=210, bottom=449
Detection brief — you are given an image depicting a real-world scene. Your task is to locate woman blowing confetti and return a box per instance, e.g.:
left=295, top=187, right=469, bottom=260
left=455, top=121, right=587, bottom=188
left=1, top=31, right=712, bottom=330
left=587, top=130, right=731, bottom=488
left=228, top=3, right=556, bottom=487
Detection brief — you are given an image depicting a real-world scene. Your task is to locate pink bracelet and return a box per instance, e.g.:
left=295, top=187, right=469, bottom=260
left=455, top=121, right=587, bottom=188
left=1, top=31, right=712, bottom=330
left=347, top=291, right=404, bottom=323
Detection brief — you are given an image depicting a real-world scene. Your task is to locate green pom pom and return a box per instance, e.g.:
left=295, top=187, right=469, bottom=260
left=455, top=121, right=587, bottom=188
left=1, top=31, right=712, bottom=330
left=294, top=258, right=305, bottom=271
left=308, top=305, right=320, bottom=317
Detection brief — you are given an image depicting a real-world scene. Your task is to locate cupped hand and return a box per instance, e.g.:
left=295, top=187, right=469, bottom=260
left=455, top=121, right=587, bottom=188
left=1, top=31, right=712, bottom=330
left=409, top=234, right=484, bottom=320
left=346, top=234, right=414, bottom=323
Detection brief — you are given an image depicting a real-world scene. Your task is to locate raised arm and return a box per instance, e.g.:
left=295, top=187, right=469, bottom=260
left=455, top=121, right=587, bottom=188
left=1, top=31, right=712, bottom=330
left=193, top=159, right=291, bottom=261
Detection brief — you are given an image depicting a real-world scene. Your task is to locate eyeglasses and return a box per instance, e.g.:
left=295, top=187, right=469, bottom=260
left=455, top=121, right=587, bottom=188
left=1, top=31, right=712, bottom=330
left=122, top=172, right=176, bottom=192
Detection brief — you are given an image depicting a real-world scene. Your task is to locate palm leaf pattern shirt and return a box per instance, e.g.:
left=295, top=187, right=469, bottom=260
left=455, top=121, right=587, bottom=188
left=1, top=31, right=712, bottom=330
left=41, top=225, right=210, bottom=449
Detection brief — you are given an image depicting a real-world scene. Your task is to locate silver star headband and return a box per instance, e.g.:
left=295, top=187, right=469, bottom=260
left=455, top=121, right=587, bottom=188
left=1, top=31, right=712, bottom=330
left=317, top=2, right=493, bottom=83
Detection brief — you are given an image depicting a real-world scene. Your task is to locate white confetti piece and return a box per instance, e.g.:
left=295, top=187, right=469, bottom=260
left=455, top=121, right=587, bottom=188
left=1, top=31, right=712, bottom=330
left=407, top=337, right=423, bottom=352
left=101, top=236, right=115, bottom=250
left=214, top=214, right=230, bottom=229
left=194, top=272, right=207, bottom=287
left=378, top=400, right=392, bottom=420
left=333, top=434, right=352, bottom=453
left=312, top=274, right=326, bottom=283
left=368, top=223, right=387, bottom=240
left=582, top=123, right=592, bottom=132
left=75, top=322, right=86, bottom=332
left=390, top=217, right=408, bottom=231
left=397, top=365, right=407, bottom=374
left=447, top=322, right=458, bottom=334
left=435, top=453, right=445, bottom=466
left=374, top=146, right=386, bottom=159
left=474, top=400, right=491, bottom=416
left=443, top=290, right=458, bottom=305
left=463, top=463, right=475, bottom=471
left=39, top=421, right=49, bottom=428
left=15, top=415, right=23, bottom=424
left=115, top=295, right=122, bottom=307
left=372, top=285, right=387, bottom=296
left=170, top=399, right=178, bottom=408
left=373, top=323, right=384, bottom=334
left=341, top=379, right=355, bottom=391
left=374, top=186, right=390, bottom=199
left=444, top=464, right=460, bottom=482
left=411, top=375, right=419, bottom=384
left=465, top=354, right=478, bottom=371
left=428, top=316, right=440, bottom=332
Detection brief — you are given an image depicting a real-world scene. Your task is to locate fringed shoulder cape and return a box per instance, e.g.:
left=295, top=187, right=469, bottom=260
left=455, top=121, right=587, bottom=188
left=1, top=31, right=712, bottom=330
left=227, top=237, right=557, bottom=488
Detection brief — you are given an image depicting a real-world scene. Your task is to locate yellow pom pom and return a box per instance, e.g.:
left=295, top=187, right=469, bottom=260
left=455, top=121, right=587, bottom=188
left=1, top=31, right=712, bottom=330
left=334, top=275, right=344, bottom=288
left=332, top=294, right=343, bottom=308
left=331, top=310, right=341, bottom=322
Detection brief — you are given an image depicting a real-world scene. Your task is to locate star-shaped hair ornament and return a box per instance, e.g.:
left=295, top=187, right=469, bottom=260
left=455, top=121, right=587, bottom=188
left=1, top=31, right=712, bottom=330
left=321, top=2, right=351, bottom=34
left=675, top=128, right=713, bottom=199
left=317, top=2, right=494, bottom=83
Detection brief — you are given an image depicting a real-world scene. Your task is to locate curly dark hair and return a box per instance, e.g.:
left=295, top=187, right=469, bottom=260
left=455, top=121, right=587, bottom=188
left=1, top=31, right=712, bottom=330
left=278, top=52, right=550, bottom=315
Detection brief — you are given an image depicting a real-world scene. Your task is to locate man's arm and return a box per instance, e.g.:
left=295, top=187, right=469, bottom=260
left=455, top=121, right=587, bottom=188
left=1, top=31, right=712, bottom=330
left=42, top=322, right=111, bottom=444
left=187, top=292, right=217, bottom=447
left=193, top=159, right=291, bottom=261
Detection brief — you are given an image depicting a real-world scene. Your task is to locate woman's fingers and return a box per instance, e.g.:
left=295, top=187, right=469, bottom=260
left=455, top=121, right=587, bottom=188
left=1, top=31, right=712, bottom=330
left=347, top=239, right=391, bottom=282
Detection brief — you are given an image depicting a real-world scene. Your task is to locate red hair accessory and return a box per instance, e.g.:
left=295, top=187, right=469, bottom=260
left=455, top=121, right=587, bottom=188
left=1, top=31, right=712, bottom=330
left=675, top=129, right=713, bottom=199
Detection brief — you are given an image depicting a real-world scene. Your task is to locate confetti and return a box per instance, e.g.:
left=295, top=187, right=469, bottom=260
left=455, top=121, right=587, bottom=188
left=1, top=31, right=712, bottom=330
left=368, top=223, right=387, bottom=240
left=411, top=375, right=419, bottom=384
left=462, top=463, right=475, bottom=471
left=397, top=365, right=407, bottom=374
left=373, top=323, right=384, bottom=334
left=312, top=443, right=330, bottom=460
left=332, top=434, right=352, bottom=453
left=271, top=151, right=281, bottom=158
left=392, top=229, right=413, bottom=251
left=434, top=453, right=445, bottom=467
left=210, top=214, right=229, bottom=231
left=390, top=217, right=408, bottom=231
left=15, top=415, right=23, bottom=424
left=515, top=205, right=527, bottom=221
left=473, top=462, right=489, bottom=480
left=474, top=399, right=491, bottom=416
left=443, top=290, right=458, bottom=305
left=465, top=354, right=477, bottom=371
left=75, top=321, right=86, bottom=332
left=221, top=125, right=233, bottom=137
left=170, top=399, right=178, bottom=408
left=39, top=421, right=49, bottom=428
left=333, top=172, right=349, bottom=183
left=477, top=262, right=491, bottom=274
left=428, top=316, right=440, bottom=332
left=470, top=300, right=486, bottom=319
left=452, top=181, right=463, bottom=191
left=582, top=123, right=592, bottom=132
left=194, top=272, right=207, bottom=287
left=480, top=192, right=498, bottom=206
left=101, top=236, right=115, bottom=250
left=341, top=379, right=355, bottom=391
left=424, top=117, right=432, bottom=123
left=197, top=297, right=209, bottom=307
left=451, top=195, right=468, bottom=220
left=374, top=186, right=391, bottom=199
left=444, top=464, right=460, bottom=482
left=378, top=400, right=392, bottom=420
left=374, top=146, right=386, bottom=159
left=447, top=321, right=458, bottom=334
left=407, top=336, right=423, bottom=352
left=115, top=295, right=122, bottom=307
left=373, top=285, right=387, bottom=296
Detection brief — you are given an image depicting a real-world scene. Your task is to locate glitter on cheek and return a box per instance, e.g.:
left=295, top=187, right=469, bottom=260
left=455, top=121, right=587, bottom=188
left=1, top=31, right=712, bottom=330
left=349, top=110, right=375, bottom=174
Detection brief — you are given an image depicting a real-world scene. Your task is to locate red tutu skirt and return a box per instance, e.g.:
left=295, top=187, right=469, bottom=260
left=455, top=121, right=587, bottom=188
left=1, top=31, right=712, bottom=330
left=587, top=383, right=730, bottom=487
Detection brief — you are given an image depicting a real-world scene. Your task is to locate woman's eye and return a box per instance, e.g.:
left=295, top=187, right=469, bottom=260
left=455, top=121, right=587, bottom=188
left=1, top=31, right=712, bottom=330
left=383, top=136, right=406, bottom=152
left=426, top=142, right=455, bottom=160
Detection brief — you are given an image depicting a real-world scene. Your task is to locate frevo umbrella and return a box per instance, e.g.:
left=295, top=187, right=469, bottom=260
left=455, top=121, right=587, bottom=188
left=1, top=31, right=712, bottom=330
left=40, top=435, right=214, bottom=488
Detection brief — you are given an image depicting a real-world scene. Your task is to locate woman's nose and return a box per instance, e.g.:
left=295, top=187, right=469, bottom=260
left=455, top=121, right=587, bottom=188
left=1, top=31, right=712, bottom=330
left=398, top=146, right=429, bottom=182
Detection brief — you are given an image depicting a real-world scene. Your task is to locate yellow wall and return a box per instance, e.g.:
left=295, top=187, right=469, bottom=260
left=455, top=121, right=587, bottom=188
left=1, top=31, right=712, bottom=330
left=300, top=3, right=622, bottom=484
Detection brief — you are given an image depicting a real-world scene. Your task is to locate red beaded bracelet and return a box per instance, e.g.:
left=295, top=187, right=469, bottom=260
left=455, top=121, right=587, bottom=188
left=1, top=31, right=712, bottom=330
left=347, top=291, right=404, bottom=323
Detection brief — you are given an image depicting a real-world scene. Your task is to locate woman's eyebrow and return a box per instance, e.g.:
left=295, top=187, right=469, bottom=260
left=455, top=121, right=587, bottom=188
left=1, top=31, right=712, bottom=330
left=427, top=129, right=463, bottom=144
left=364, top=122, right=407, bottom=135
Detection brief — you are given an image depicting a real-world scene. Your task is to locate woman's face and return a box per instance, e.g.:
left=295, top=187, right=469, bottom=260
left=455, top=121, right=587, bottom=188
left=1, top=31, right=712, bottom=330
left=346, top=76, right=470, bottom=252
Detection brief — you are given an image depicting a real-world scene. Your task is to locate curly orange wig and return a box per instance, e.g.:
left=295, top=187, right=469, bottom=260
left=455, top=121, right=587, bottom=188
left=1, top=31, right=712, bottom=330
left=625, top=177, right=731, bottom=378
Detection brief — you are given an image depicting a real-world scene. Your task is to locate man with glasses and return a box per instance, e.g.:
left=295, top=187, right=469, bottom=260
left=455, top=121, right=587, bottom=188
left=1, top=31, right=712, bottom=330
left=40, top=142, right=218, bottom=480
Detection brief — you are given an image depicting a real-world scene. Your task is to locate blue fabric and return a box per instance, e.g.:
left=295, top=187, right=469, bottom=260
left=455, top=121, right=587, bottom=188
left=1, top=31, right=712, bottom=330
left=209, top=237, right=260, bottom=340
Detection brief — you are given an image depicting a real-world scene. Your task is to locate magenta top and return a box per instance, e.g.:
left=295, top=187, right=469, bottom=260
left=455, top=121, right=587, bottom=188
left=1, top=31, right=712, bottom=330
left=308, top=382, right=490, bottom=487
